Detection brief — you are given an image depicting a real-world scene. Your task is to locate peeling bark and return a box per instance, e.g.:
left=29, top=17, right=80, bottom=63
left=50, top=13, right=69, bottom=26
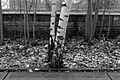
left=50, top=0, right=57, bottom=44
left=54, top=0, right=72, bottom=67
left=56, top=0, right=72, bottom=47
left=48, top=0, right=57, bottom=63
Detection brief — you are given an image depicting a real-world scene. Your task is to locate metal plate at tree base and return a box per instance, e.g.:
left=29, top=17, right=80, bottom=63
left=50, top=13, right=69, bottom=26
left=4, top=72, right=111, bottom=80
left=108, top=72, right=120, bottom=80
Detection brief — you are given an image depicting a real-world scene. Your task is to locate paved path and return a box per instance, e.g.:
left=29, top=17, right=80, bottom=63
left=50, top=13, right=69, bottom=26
left=0, top=72, right=8, bottom=80
left=108, top=72, right=120, bottom=80
left=0, top=72, right=113, bottom=80
left=0, top=72, right=119, bottom=80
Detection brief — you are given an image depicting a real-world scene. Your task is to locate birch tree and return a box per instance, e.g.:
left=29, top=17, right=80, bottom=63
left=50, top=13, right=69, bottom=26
left=48, top=0, right=57, bottom=63
left=0, top=0, right=3, bottom=44
left=50, top=0, right=57, bottom=44
left=54, top=0, right=72, bottom=67
left=56, top=0, right=72, bottom=47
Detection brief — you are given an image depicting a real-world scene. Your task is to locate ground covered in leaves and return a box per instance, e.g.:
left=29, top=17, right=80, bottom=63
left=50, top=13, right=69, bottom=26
left=0, top=39, right=49, bottom=69
left=63, top=37, right=120, bottom=69
left=0, top=37, right=120, bottom=69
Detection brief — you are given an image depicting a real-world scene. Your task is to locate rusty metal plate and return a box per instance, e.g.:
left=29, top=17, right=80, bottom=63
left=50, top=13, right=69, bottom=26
left=0, top=72, right=8, bottom=80
left=108, top=72, right=120, bottom=80
left=4, top=72, right=110, bottom=80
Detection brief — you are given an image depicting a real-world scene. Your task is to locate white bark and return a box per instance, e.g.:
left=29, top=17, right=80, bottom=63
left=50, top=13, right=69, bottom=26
left=56, top=0, right=72, bottom=47
left=50, top=0, right=57, bottom=45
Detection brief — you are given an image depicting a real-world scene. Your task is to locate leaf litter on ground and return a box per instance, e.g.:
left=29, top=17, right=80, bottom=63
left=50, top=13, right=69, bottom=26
left=0, top=37, right=120, bottom=70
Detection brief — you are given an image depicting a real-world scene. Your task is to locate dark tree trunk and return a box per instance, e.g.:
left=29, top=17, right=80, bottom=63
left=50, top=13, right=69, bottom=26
left=106, top=0, right=115, bottom=38
left=24, top=1, right=27, bottom=45
left=85, top=0, right=92, bottom=41
left=99, top=0, right=106, bottom=39
left=25, top=0, right=30, bottom=40
left=0, top=0, right=3, bottom=44
left=91, top=0, right=101, bottom=39
left=106, top=8, right=112, bottom=38
left=33, top=0, right=37, bottom=41
left=19, top=0, right=23, bottom=38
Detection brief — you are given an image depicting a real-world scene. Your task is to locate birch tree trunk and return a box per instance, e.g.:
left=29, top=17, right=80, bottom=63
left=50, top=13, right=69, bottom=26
left=85, top=0, right=92, bottom=41
left=47, top=0, right=57, bottom=63
left=50, top=0, right=57, bottom=45
left=0, top=0, right=3, bottom=44
left=56, top=0, right=72, bottom=47
left=55, top=0, right=72, bottom=67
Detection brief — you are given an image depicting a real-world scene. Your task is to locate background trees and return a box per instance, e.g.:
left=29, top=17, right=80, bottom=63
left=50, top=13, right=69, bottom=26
left=85, top=0, right=117, bottom=41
